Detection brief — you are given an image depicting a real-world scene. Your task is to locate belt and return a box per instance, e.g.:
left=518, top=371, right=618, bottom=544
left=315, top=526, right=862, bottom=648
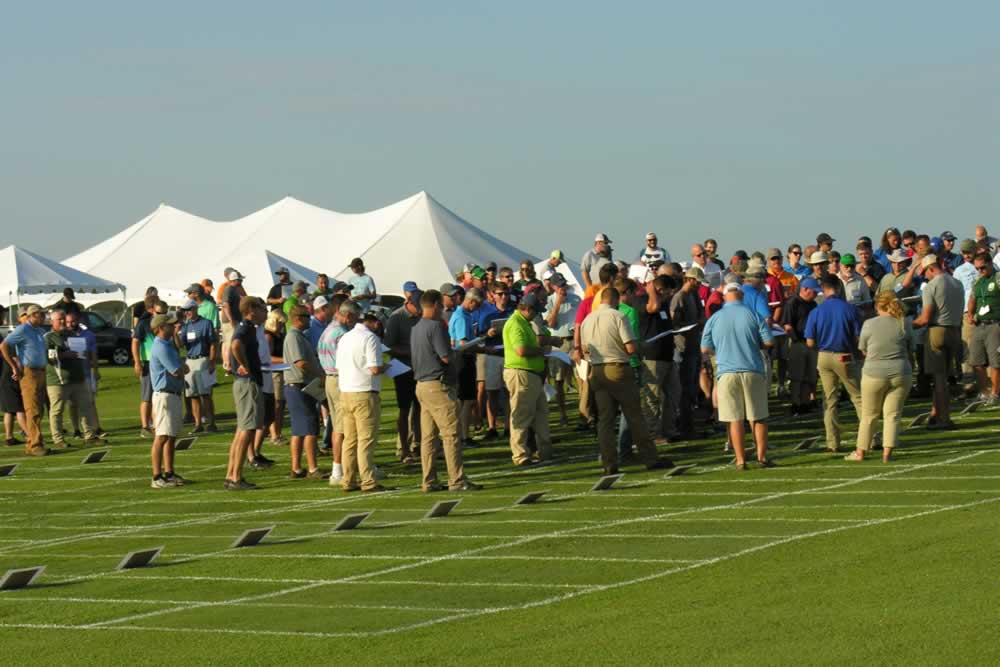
left=155, top=389, right=181, bottom=396
left=929, top=324, right=960, bottom=329
left=287, top=382, right=305, bottom=388
left=187, top=355, right=205, bottom=360
left=975, top=321, right=1000, bottom=327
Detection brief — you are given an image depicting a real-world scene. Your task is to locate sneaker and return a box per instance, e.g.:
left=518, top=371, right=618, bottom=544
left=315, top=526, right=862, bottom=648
left=139, top=427, right=153, bottom=439
left=373, top=466, right=386, bottom=481
left=305, top=469, right=328, bottom=480
left=757, top=459, right=778, bottom=468
left=150, top=476, right=170, bottom=489
left=72, top=430, right=83, bottom=439
left=250, top=458, right=269, bottom=470
left=423, top=482, right=447, bottom=493
left=205, top=424, right=220, bottom=433
left=256, top=455, right=275, bottom=466
left=330, top=465, right=343, bottom=483
left=163, top=473, right=185, bottom=487
left=481, top=429, right=499, bottom=441
left=449, top=480, right=483, bottom=492
left=289, top=469, right=307, bottom=479
left=26, top=447, right=50, bottom=457
left=362, top=484, right=393, bottom=494
left=237, top=479, right=257, bottom=490
left=223, top=479, right=237, bottom=490
left=189, top=425, right=205, bottom=435
left=5, top=438, right=21, bottom=446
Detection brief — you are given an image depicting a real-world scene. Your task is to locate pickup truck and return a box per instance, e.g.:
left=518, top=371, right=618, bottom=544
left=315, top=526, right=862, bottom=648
left=0, top=310, right=133, bottom=366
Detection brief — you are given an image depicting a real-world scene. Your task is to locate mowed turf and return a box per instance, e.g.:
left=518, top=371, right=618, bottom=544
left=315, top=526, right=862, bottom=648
left=0, top=367, right=998, bottom=665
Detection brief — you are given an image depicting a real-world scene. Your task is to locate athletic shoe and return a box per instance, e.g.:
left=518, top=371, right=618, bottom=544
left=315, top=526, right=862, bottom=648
left=329, top=466, right=343, bottom=483
left=72, top=430, right=83, bottom=439
left=26, top=447, right=50, bottom=457
left=373, top=466, right=386, bottom=480
left=223, top=479, right=237, bottom=490
left=150, top=477, right=170, bottom=489
left=305, top=469, right=328, bottom=480
left=423, top=482, right=447, bottom=493
left=237, top=479, right=257, bottom=490
left=205, top=424, right=219, bottom=433
left=139, top=427, right=153, bottom=439
left=449, top=481, right=483, bottom=492
left=164, top=473, right=185, bottom=487
left=361, top=484, right=394, bottom=493
left=6, top=438, right=22, bottom=446
left=757, top=459, right=778, bottom=468
left=249, top=458, right=269, bottom=470
left=289, top=470, right=307, bottom=479
left=189, top=426, right=205, bottom=435
left=481, top=429, right=499, bottom=441
left=256, top=455, right=275, bottom=466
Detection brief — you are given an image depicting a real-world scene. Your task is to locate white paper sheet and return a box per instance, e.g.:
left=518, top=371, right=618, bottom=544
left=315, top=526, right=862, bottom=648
left=770, top=325, right=787, bottom=337
left=262, top=363, right=291, bottom=372
left=545, top=349, right=573, bottom=366
left=645, top=323, right=697, bottom=343
left=455, top=337, right=483, bottom=353
left=67, top=337, right=88, bottom=355
left=385, top=358, right=412, bottom=379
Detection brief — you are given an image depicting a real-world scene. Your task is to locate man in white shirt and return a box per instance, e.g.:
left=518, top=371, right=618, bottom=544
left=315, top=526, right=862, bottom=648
left=690, top=243, right=722, bottom=289
left=335, top=300, right=387, bottom=492
left=953, top=239, right=980, bottom=390
left=838, top=254, right=872, bottom=309
left=543, top=273, right=581, bottom=425
left=638, top=233, right=671, bottom=267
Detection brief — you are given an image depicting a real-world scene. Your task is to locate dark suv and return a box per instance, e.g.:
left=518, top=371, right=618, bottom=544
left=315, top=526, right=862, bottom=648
left=79, top=312, right=134, bottom=366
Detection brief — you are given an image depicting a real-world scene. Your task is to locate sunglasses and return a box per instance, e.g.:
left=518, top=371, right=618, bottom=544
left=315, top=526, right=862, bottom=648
left=500, top=274, right=513, bottom=280
left=790, top=250, right=801, bottom=256
left=977, top=266, right=991, bottom=273
left=493, top=291, right=509, bottom=297
left=903, top=241, right=915, bottom=247
left=693, top=252, right=706, bottom=258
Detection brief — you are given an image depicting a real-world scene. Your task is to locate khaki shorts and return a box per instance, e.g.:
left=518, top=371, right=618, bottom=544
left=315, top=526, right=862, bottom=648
left=221, top=322, right=235, bottom=347
left=969, top=322, right=1000, bottom=369
left=233, top=380, right=264, bottom=432
left=717, top=372, right=769, bottom=423
left=788, top=340, right=818, bottom=384
left=152, top=391, right=183, bottom=437
left=925, top=326, right=961, bottom=376
left=324, top=375, right=344, bottom=433
left=547, top=338, right=574, bottom=381
left=184, top=357, right=215, bottom=397
left=272, top=370, right=285, bottom=398
left=475, top=353, right=487, bottom=382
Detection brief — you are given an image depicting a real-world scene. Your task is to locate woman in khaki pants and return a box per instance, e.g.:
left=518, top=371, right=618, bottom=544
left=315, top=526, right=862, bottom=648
left=846, top=292, right=912, bottom=462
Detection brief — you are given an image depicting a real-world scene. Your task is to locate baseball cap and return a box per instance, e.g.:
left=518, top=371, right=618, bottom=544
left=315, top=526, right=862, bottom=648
left=723, top=282, right=742, bottom=294
left=960, top=239, right=977, bottom=253
left=274, top=266, right=290, bottom=275
left=920, top=254, right=939, bottom=270
left=402, top=281, right=419, bottom=293
left=549, top=272, right=568, bottom=288
left=800, top=277, right=820, bottom=291
left=645, top=232, right=657, bottom=240
left=684, top=266, right=706, bottom=282
left=485, top=262, right=498, bottom=272
left=807, top=251, right=829, bottom=265
left=930, top=237, right=942, bottom=252
left=550, top=249, right=564, bottom=261
left=767, top=247, right=782, bottom=259
left=227, top=270, right=244, bottom=281
left=151, top=313, right=178, bottom=330
left=816, top=233, right=835, bottom=244
left=470, top=266, right=487, bottom=280
left=292, top=280, right=308, bottom=292
left=520, top=290, right=543, bottom=311
left=332, top=281, right=353, bottom=293
left=940, top=231, right=956, bottom=241
left=181, top=299, right=198, bottom=310
left=313, top=295, right=329, bottom=310
left=24, top=304, right=43, bottom=316
left=185, top=283, right=204, bottom=295
left=887, top=249, right=910, bottom=263
left=841, top=253, right=856, bottom=267
left=439, top=283, right=460, bottom=297
left=595, top=233, right=612, bottom=244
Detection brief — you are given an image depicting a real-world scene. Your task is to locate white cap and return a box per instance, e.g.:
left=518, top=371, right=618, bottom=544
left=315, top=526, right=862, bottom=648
left=645, top=232, right=657, bottom=239
left=723, top=282, right=742, bottom=294
left=541, top=270, right=554, bottom=281
left=227, top=270, right=244, bottom=281
left=920, top=254, right=939, bottom=270
left=595, top=233, right=612, bottom=244
left=313, top=295, right=329, bottom=309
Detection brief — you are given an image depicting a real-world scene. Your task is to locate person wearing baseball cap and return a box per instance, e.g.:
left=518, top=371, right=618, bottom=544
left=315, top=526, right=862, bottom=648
left=878, top=249, right=919, bottom=319
left=938, top=231, right=961, bottom=271
left=838, top=253, right=872, bottom=309
left=581, top=234, right=614, bottom=290
left=546, top=250, right=565, bottom=272
left=176, top=298, right=218, bottom=435
left=543, top=272, right=580, bottom=427
left=638, top=232, right=671, bottom=268
left=267, top=267, right=294, bottom=311
left=502, top=289, right=562, bottom=467
left=147, top=311, right=189, bottom=488
left=781, top=276, right=820, bottom=415
left=219, top=269, right=247, bottom=373
left=348, top=258, right=377, bottom=313
left=816, top=233, right=835, bottom=252
left=439, top=283, right=462, bottom=319
left=281, top=280, right=310, bottom=333
left=1, top=305, right=50, bottom=456
left=953, top=239, right=981, bottom=390
left=384, top=288, right=425, bottom=462
left=671, top=263, right=707, bottom=438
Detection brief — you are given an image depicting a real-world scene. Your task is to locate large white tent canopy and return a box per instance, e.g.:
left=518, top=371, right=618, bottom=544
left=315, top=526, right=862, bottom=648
left=65, top=192, right=575, bottom=304
left=1, top=245, right=125, bottom=309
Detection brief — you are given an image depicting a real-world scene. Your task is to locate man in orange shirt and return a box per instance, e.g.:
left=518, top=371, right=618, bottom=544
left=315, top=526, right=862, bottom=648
left=767, top=248, right=799, bottom=396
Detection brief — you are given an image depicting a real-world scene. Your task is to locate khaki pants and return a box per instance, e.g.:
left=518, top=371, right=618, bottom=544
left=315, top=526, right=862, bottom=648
left=48, top=382, right=97, bottom=444
left=415, top=381, right=466, bottom=489
left=856, top=373, right=911, bottom=452
left=662, top=361, right=680, bottom=437
left=340, top=391, right=380, bottom=490
left=591, top=363, right=657, bottom=470
left=817, top=351, right=863, bottom=450
left=640, top=359, right=667, bottom=439
left=20, top=368, right=46, bottom=452
left=961, top=319, right=975, bottom=382
left=323, top=375, right=343, bottom=433
left=503, top=368, right=552, bottom=465
left=577, top=377, right=592, bottom=422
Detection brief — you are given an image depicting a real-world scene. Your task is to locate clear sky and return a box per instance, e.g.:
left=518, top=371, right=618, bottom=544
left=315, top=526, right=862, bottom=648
left=1, top=2, right=998, bottom=265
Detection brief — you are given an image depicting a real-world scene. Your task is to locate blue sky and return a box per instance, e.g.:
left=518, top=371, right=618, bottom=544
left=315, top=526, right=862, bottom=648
left=1, top=2, right=998, bottom=265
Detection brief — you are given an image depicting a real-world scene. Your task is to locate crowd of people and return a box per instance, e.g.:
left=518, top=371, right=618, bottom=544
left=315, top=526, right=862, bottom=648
left=2, top=223, right=999, bottom=488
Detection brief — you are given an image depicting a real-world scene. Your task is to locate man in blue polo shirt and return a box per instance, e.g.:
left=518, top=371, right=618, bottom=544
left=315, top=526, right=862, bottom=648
left=701, top=282, right=776, bottom=470
left=177, top=300, right=218, bottom=434
left=805, top=273, right=863, bottom=452
left=149, top=312, right=189, bottom=488
left=0, top=305, right=50, bottom=456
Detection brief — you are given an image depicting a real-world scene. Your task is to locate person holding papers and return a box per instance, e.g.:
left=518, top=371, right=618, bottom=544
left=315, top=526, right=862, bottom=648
left=44, top=310, right=102, bottom=448
left=336, top=300, right=389, bottom=492
left=176, top=300, right=218, bottom=435
left=283, top=305, right=326, bottom=480
left=410, top=289, right=482, bottom=492
left=581, top=288, right=673, bottom=474
left=384, top=290, right=424, bottom=462
left=476, top=283, right=515, bottom=440
left=449, top=288, right=485, bottom=447
left=317, top=294, right=349, bottom=483
left=544, top=272, right=580, bottom=427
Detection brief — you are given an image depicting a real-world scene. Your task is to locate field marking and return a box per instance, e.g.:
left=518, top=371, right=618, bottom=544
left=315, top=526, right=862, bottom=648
left=0, top=464, right=226, bottom=499
left=19, top=552, right=700, bottom=565
left=81, top=574, right=593, bottom=589
left=79, top=450, right=985, bottom=629
left=0, top=596, right=479, bottom=613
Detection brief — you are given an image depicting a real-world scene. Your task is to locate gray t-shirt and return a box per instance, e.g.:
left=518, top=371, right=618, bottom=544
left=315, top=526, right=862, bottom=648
left=410, top=317, right=452, bottom=383
left=283, top=326, right=321, bottom=385
left=384, top=306, right=420, bottom=361
left=922, top=274, right=965, bottom=327
left=581, top=249, right=611, bottom=285
left=859, top=315, right=912, bottom=379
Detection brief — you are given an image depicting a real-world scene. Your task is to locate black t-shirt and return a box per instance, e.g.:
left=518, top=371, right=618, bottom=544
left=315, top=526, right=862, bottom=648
left=230, top=319, right=262, bottom=385
left=781, top=296, right=817, bottom=340
left=222, top=285, right=242, bottom=323
left=636, top=296, right=675, bottom=362
left=267, top=282, right=292, bottom=311
left=132, top=302, right=146, bottom=322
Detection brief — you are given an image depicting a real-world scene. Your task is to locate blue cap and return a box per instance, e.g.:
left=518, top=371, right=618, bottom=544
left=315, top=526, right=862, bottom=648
left=800, top=278, right=820, bottom=291
left=930, top=236, right=942, bottom=251
left=402, top=281, right=418, bottom=293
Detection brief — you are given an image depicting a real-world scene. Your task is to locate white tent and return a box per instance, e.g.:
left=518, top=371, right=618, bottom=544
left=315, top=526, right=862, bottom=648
left=533, top=258, right=585, bottom=295
left=65, top=192, right=541, bottom=301
left=1, top=245, right=125, bottom=315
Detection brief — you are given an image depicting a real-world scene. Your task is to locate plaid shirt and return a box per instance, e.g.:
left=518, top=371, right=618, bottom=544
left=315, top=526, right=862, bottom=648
left=316, top=322, right=348, bottom=375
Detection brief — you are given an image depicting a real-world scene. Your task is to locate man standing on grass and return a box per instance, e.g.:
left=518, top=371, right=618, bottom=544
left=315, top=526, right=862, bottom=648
left=337, top=300, right=388, bottom=493
left=318, top=294, right=350, bottom=485
left=701, top=282, right=776, bottom=470
left=411, top=289, right=482, bottom=492
left=220, top=269, right=246, bottom=373
left=226, top=297, right=267, bottom=491
left=544, top=272, right=580, bottom=427
left=581, top=234, right=613, bottom=289
left=967, top=253, right=1000, bottom=404
left=45, top=310, right=102, bottom=448
left=131, top=295, right=158, bottom=437
left=267, top=266, right=294, bottom=311
left=148, top=312, right=188, bottom=488
left=805, top=274, right=863, bottom=452
left=284, top=305, right=326, bottom=480
left=503, top=291, right=561, bottom=467
left=65, top=311, right=106, bottom=440
left=175, top=300, right=217, bottom=435
left=384, top=289, right=424, bottom=462
left=912, top=255, right=965, bottom=429
left=0, top=305, right=50, bottom=456
left=348, top=258, right=377, bottom=312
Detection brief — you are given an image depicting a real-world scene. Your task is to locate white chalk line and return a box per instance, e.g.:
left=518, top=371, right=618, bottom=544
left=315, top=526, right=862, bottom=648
left=13, top=552, right=701, bottom=565
left=78, top=450, right=985, bottom=629
left=0, top=596, right=478, bottom=614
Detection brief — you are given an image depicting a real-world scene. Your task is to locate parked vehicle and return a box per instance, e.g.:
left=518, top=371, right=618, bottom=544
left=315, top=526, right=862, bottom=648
left=0, top=310, right=133, bottom=366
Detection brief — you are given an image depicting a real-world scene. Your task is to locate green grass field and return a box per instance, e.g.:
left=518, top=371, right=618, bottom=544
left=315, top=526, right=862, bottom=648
left=0, top=367, right=998, bottom=665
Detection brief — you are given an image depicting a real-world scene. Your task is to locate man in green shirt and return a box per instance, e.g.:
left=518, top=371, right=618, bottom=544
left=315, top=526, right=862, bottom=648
left=283, top=280, right=310, bottom=333
left=46, top=310, right=102, bottom=447
left=502, top=291, right=561, bottom=466
left=967, top=253, right=1000, bottom=403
